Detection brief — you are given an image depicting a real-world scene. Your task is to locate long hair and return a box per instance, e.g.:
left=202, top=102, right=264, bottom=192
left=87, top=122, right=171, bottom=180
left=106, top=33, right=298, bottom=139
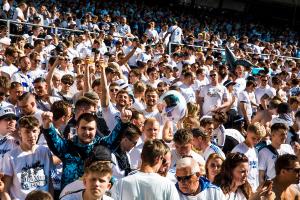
left=214, top=152, right=252, bottom=199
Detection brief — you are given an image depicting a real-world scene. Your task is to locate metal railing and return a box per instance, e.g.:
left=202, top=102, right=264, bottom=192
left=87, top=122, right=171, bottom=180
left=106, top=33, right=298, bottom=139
left=0, top=19, right=90, bottom=37
left=168, top=42, right=300, bottom=60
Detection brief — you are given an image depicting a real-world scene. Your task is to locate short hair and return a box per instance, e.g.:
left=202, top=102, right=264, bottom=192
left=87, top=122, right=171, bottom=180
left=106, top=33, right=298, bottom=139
left=76, top=113, right=97, bottom=126
left=34, top=39, right=44, bottom=47
left=4, top=47, right=18, bottom=57
left=295, top=110, right=300, bottom=119
left=144, top=118, right=158, bottom=127
left=146, top=67, right=157, bottom=75
left=10, top=82, right=22, bottom=90
left=122, top=123, right=142, bottom=140
left=51, top=100, right=71, bottom=121
left=173, top=129, right=193, bottom=144
left=268, top=98, right=281, bottom=109
left=133, top=82, right=146, bottom=93
left=116, top=89, right=129, bottom=98
left=84, top=161, right=112, bottom=178
left=25, top=190, right=53, bottom=200
left=247, top=122, right=266, bottom=138
left=75, top=97, right=96, bottom=111
left=129, top=69, right=141, bottom=79
left=18, top=116, right=40, bottom=129
left=61, top=74, right=74, bottom=85
left=277, top=103, right=290, bottom=114
left=109, top=82, right=119, bottom=88
left=289, top=96, right=300, bottom=105
left=246, top=80, right=257, bottom=87
left=191, top=127, right=207, bottom=138
left=212, top=111, right=228, bottom=124
left=141, top=139, right=167, bottom=165
left=275, top=154, right=298, bottom=175
left=131, top=110, right=143, bottom=121
left=18, top=92, right=34, bottom=102
left=176, top=157, right=200, bottom=173
left=92, top=79, right=101, bottom=88
left=200, top=117, right=213, bottom=128
left=271, top=123, right=288, bottom=134
left=33, top=77, right=46, bottom=84
left=145, top=87, right=158, bottom=96
left=183, top=71, right=193, bottom=78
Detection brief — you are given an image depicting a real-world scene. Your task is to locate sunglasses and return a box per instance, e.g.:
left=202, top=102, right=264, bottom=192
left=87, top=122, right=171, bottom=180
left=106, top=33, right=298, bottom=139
left=210, top=74, right=217, bottom=77
left=110, top=88, right=119, bottom=92
left=62, top=81, right=73, bottom=86
left=176, top=173, right=195, bottom=182
left=210, top=163, right=222, bottom=169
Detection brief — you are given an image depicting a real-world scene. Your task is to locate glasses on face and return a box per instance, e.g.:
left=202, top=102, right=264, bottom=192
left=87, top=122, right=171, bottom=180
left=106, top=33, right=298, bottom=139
left=210, top=163, right=222, bottom=169
left=210, top=74, right=217, bottom=77
left=176, top=173, right=195, bottom=182
left=110, top=88, right=119, bottom=92
left=285, top=168, right=300, bottom=173
left=261, top=79, right=268, bottom=82
left=62, top=81, right=73, bottom=86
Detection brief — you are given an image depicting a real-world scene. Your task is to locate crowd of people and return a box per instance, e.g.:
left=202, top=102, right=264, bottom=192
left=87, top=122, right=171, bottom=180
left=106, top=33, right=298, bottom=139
left=0, top=0, right=299, bottom=200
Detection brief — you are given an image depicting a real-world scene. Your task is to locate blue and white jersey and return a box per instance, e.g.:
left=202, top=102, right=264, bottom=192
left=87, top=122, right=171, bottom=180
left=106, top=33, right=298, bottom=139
left=176, top=176, right=225, bottom=200
left=11, top=71, right=34, bottom=92
left=232, top=142, right=259, bottom=191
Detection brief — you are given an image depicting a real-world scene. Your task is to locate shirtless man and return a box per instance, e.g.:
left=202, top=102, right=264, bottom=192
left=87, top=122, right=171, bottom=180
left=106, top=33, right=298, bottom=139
left=252, top=98, right=280, bottom=127
left=271, top=154, right=300, bottom=200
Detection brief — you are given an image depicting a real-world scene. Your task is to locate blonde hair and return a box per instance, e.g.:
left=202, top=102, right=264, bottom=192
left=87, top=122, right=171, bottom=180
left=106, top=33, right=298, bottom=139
left=247, top=122, right=266, bottom=138
left=187, top=102, right=199, bottom=118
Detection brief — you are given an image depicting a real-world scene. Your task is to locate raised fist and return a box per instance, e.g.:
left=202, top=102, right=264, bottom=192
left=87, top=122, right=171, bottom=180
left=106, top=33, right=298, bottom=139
left=42, top=111, right=53, bottom=129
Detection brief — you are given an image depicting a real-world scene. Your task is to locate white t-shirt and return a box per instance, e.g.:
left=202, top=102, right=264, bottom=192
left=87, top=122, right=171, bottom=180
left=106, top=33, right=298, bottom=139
left=258, top=144, right=295, bottom=180
left=234, top=78, right=246, bottom=95
left=168, top=25, right=182, bottom=44
left=225, top=189, right=246, bottom=200
left=102, top=102, right=121, bottom=131
left=0, top=135, right=18, bottom=170
left=179, top=84, right=196, bottom=103
left=0, top=63, right=18, bottom=77
left=177, top=178, right=225, bottom=200
left=123, top=46, right=142, bottom=67
left=59, top=180, right=84, bottom=199
left=232, top=143, right=259, bottom=191
left=255, top=85, right=270, bottom=105
left=238, top=91, right=253, bottom=120
left=129, top=138, right=144, bottom=170
left=203, top=144, right=226, bottom=161
left=2, top=145, right=53, bottom=200
left=200, top=84, right=228, bottom=116
left=171, top=149, right=205, bottom=170
left=13, top=7, right=24, bottom=22
left=111, top=171, right=180, bottom=200
left=60, top=188, right=113, bottom=200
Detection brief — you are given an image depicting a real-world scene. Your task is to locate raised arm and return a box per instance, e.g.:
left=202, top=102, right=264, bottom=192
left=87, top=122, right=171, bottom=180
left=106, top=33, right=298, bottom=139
left=45, top=57, right=60, bottom=95
left=118, top=45, right=137, bottom=66
left=41, top=112, right=68, bottom=159
left=100, top=109, right=132, bottom=148
left=83, top=58, right=91, bottom=93
left=100, top=60, right=109, bottom=108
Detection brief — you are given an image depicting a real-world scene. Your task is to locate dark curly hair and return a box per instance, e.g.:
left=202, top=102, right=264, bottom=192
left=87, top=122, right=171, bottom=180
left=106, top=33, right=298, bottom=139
left=214, top=152, right=252, bottom=199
